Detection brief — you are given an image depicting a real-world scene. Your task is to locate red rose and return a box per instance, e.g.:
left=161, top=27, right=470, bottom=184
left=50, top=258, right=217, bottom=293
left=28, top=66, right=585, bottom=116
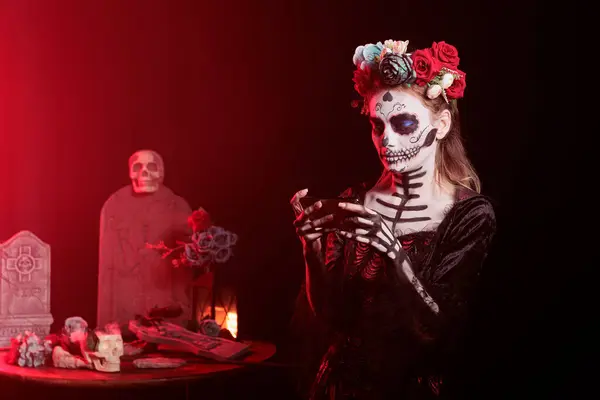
left=431, top=41, right=460, bottom=68
left=353, top=68, right=370, bottom=97
left=353, top=67, right=380, bottom=97
left=188, top=208, right=212, bottom=232
left=445, top=71, right=467, bottom=99
left=411, top=49, right=441, bottom=86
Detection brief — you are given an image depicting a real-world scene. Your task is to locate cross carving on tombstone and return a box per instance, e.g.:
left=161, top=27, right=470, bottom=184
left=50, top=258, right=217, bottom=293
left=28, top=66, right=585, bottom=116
left=6, top=246, right=42, bottom=282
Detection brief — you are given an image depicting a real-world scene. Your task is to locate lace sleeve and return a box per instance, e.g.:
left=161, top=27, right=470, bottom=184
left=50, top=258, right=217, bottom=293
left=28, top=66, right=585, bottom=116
left=402, top=195, right=496, bottom=383
left=419, top=196, right=496, bottom=321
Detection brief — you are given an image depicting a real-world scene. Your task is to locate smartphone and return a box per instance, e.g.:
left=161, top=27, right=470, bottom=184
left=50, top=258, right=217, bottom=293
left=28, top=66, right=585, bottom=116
left=299, top=196, right=360, bottom=223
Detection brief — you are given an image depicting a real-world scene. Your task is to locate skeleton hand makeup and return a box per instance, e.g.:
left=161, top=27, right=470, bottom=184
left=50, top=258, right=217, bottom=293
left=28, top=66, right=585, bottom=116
left=290, top=189, right=308, bottom=218
left=294, top=201, right=335, bottom=244
left=337, top=202, right=403, bottom=261
left=290, top=189, right=335, bottom=248
left=369, top=89, right=441, bottom=173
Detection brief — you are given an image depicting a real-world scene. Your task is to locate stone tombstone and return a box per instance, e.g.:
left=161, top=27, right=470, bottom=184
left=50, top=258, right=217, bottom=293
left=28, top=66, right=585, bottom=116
left=0, top=230, right=54, bottom=347
left=97, top=150, right=193, bottom=329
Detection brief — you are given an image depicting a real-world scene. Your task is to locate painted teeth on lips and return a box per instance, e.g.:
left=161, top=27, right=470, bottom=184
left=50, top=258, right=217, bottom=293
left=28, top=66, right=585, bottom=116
left=383, top=148, right=418, bottom=161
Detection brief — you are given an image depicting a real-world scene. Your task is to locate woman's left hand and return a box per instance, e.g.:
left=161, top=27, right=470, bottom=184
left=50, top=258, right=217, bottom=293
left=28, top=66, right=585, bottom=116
left=336, top=202, right=403, bottom=261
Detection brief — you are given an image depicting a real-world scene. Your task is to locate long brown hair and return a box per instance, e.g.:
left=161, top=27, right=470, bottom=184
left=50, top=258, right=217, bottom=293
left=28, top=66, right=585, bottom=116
left=407, top=84, right=481, bottom=193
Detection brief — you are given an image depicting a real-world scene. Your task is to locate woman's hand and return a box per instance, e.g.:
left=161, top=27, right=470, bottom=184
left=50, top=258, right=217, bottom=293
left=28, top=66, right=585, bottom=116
left=290, top=189, right=335, bottom=254
left=336, top=202, right=404, bottom=261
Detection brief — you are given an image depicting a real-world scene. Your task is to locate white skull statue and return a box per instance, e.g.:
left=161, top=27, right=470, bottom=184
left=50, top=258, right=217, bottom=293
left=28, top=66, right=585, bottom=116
left=87, top=331, right=124, bottom=372
left=128, top=150, right=164, bottom=193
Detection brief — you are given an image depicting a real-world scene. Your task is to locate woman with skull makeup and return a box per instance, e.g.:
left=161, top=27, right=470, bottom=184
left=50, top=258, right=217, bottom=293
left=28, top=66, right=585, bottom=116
left=289, top=40, right=496, bottom=399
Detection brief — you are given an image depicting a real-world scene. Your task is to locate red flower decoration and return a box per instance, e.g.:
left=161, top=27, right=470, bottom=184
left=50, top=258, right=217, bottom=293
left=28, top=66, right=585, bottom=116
left=411, top=48, right=441, bottom=86
left=445, top=71, right=467, bottom=99
left=431, top=41, right=460, bottom=68
left=353, top=67, right=377, bottom=97
left=187, top=208, right=212, bottom=232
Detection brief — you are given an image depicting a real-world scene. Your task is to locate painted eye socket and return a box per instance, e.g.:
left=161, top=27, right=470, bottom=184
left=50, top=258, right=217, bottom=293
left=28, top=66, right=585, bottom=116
left=390, top=114, right=419, bottom=135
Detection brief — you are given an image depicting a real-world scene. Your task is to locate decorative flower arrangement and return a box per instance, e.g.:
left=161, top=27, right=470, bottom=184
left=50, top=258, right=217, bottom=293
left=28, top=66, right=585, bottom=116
left=146, top=207, right=238, bottom=270
left=5, top=331, right=53, bottom=367
left=352, top=39, right=466, bottom=105
left=198, top=319, right=221, bottom=337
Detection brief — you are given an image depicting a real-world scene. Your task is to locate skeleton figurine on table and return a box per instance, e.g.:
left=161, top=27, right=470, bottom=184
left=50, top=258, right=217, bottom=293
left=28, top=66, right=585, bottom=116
left=51, top=316, right=92, bottom=369
left=51, top=317, right=124, bottom=372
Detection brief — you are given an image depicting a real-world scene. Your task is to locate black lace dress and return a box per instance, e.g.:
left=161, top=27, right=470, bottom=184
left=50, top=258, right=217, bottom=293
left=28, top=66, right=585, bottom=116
left=289, top=183, right=496, bottom=399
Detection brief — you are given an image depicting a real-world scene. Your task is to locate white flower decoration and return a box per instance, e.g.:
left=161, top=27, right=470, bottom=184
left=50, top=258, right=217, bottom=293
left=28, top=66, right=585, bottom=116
left=441, top=73, right=454, bottom=89
left=384, top=39, right=409, bottom=55
left=353, top=45, right=365, bottom=67
left=426, top=84, right=443, bottom=99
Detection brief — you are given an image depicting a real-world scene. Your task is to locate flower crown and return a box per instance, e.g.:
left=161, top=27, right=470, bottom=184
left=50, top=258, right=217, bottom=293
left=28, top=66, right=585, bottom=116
left=352, top=40, right=466, bottom=105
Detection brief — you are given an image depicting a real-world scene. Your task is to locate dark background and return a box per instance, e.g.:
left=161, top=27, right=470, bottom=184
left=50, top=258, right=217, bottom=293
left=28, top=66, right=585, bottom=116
left=1, top=0, right=562, bottom=397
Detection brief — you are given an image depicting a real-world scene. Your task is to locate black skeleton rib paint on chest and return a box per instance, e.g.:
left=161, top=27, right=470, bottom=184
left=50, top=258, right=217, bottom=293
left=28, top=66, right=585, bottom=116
left=375, top=167, right=431, bottom=230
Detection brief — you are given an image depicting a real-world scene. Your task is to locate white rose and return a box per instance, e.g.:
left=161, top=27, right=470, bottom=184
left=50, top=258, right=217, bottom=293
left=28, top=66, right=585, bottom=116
left=393, top=40, right=409, bottom=55
left=353, top=45, right=365, bottom=67
left=441, top=73, right=454, bottom=89
left=426, top=84, right=443, bottom=99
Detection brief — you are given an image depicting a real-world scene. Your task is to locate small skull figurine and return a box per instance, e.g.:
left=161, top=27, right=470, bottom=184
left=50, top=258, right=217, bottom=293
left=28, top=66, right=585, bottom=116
left=87, top=331, right=124, bottom=372
left=128, top=150, right=164, bottom=193
left=63, top=316, right=88, bottom=343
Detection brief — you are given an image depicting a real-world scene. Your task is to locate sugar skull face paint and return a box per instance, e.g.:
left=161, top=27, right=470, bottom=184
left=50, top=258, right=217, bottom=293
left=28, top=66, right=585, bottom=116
left=369, top=89, right=439, bottom=173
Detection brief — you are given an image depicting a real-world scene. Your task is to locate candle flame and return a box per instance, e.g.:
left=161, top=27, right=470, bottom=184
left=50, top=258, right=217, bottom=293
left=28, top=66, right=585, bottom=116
left=214, top=306, right=238, bottom=338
